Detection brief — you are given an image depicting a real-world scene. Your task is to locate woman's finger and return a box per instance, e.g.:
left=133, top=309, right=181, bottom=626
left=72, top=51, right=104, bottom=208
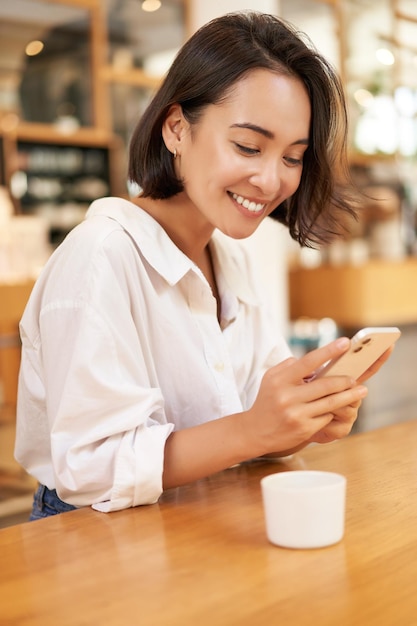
left=309, top=385, right=367, bottom=418
left=271, top=337, right=351, bottom=383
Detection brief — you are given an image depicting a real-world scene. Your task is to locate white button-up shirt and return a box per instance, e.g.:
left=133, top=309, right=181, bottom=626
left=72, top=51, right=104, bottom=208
left=15, top=198, right=291, bottom=512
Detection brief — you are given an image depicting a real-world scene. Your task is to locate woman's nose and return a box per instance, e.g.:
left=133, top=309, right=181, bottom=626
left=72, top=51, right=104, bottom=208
left=249, top=161, right=281, bottom=196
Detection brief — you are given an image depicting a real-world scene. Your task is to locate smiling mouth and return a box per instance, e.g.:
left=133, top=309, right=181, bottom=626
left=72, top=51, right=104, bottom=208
left=230, top=192, right=266, bottom=213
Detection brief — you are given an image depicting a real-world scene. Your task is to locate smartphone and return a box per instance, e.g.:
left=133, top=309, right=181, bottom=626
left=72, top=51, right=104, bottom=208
left=312, top=326, right=401, bottom=381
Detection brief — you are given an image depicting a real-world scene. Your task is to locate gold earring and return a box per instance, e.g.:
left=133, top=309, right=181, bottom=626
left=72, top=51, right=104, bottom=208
left=173, top=148, right=177, bottom=158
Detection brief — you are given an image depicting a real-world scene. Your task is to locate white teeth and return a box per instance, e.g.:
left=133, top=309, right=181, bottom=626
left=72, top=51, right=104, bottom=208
left=232, top=193, right=265, bottom=213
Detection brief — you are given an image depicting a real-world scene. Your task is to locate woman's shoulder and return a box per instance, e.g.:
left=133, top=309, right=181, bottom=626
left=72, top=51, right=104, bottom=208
left=56, top=196, right=159, bottom=253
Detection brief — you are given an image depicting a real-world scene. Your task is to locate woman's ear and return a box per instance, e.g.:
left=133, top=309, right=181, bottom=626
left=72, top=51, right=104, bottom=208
left=162, top=103, right=188, bottom=157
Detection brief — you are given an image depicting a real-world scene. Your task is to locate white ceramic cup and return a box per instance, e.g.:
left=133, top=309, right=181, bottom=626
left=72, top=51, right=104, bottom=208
left=261, top=470, right=347, bottom=549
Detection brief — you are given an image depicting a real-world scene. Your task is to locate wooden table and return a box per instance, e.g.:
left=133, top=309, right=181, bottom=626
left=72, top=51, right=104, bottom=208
left=1, top=419, right=417, bottom=626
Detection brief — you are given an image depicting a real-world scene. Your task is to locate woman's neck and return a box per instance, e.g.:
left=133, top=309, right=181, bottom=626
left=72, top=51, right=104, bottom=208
left=133, top=194, right=220, bottom=320
left=134, top=194, right=214, bottom=264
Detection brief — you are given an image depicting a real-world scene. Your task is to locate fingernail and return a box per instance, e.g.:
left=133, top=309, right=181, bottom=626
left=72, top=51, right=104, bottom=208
left=358, top=386, right=368, bottom=397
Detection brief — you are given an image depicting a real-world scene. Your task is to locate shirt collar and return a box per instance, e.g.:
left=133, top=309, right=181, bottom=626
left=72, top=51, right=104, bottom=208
left=86, top=197, right=193, bottom=285
left=86, top=197, right=260, bottom=306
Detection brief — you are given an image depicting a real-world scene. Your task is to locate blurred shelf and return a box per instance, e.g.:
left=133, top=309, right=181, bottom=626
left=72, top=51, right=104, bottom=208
left=289, top=258, right=417, bottom=328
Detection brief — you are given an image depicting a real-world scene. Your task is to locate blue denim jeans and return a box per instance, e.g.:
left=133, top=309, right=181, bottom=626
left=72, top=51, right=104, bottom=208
left=29, top=484, right=77, bottom=521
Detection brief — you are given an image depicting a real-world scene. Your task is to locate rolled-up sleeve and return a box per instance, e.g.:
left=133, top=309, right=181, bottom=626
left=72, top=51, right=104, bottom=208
left=37, top=266, right=174, bottom=511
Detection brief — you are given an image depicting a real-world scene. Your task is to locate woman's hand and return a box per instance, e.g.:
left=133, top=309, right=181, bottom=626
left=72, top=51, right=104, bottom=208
left=163, top=338, right=379, bottom=490
left=309, top=398, right=362, bottom=444
left=309, top=345, right=394, bottom=445
left=244, top=337, right=368, bottom=456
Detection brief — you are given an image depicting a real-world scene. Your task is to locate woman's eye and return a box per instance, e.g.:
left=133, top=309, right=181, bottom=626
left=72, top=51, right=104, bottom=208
left=284, top=156, right=303, bottom=167
left=234, top=143, right=259, bottom=156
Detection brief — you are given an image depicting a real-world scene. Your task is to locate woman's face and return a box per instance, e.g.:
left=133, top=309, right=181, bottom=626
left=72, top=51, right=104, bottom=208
left=171, top=68, right=311, bottom=239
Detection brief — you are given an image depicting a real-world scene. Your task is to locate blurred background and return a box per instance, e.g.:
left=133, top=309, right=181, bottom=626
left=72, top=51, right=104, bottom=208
left=1, top=0, right=417, bottom=524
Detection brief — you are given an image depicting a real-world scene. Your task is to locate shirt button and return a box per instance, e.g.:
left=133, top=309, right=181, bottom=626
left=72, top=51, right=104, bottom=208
left=214, top=362, right=225, bottom=372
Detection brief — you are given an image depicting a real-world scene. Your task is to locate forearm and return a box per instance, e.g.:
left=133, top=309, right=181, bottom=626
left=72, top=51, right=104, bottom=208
left=162, top=412, right=261, bottom=490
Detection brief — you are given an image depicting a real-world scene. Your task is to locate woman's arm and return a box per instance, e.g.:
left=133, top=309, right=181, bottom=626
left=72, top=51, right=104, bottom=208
left=162, top=337, right=368, bottom=489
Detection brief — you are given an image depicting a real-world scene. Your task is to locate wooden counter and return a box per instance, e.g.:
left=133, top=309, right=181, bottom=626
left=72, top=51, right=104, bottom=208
left=1, top=418, right=417, bottom=625
left=289, top=258, right=417, bottom=328
left=0, top=281, right=34, bottom=409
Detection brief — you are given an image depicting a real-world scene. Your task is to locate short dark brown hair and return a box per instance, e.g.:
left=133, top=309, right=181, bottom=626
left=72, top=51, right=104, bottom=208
left=128, top=11, right=356, bottom=246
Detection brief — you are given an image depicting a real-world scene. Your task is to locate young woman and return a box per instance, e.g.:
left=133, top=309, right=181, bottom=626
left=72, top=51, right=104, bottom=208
left=15, top=12, right=390, bottom=518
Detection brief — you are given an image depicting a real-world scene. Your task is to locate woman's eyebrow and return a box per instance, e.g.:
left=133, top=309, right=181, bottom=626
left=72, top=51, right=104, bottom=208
left=230, top=122, right=274, bottom=139
left=230, top=122, right=309, bottom=145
